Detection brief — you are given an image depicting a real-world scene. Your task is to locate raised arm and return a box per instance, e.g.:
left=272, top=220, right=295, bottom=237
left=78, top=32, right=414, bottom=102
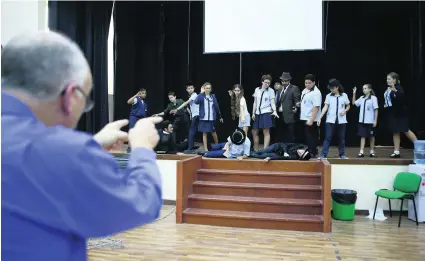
left=127, top=92, right=140, bottom=105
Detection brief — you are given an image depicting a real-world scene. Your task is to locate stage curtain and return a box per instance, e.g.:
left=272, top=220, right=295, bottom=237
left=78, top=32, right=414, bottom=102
left=49, top=0, right=113, bottom=134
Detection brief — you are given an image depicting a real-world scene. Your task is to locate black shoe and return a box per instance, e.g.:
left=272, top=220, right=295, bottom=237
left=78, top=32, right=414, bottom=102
left=390, top=153, right=400, bottom=158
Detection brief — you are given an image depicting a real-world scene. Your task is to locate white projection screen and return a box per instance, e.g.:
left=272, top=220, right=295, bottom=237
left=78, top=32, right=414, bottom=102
left=204, top=0, right=323, bottom=53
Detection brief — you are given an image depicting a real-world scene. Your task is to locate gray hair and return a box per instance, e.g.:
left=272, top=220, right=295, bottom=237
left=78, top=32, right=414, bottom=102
left=1, top=31, right=90, bottom=101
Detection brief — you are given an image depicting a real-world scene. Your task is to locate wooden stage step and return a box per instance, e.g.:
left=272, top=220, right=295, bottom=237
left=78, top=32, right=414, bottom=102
left=176, top=157, right=332, bottom=232
left=183, top=208, right=324, bottom=232
left=193, top=181, right=322, bottom=199
left=197, top=169, right=322, bottom=185
left=188, top=194, right=322, bottom=215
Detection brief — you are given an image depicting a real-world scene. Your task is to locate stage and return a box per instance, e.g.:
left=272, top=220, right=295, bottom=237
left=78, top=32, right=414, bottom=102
left=113, top=145, right=414, bottom=213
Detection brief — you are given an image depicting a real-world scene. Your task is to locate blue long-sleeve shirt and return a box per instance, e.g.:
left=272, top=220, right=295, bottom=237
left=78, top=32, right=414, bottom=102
left=1, top=91, right=163, bottom=261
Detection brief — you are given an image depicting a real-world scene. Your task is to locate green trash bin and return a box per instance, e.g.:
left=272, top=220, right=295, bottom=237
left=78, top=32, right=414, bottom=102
left=331, top=189, right=357, bottom=221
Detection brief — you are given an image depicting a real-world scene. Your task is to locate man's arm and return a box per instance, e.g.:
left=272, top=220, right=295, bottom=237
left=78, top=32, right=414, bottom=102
left=43, top=138, right=162, bottom=238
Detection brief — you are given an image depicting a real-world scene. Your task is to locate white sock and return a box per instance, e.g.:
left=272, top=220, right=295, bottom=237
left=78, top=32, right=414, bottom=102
left=394, top=151, right=400, bottom=155
left=370, top=150, right=374, bottom=154
left=359, top=149, right=364, bottom=154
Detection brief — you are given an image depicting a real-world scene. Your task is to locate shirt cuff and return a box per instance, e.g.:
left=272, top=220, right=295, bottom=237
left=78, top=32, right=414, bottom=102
left=128, top=147, right=157, bottom=165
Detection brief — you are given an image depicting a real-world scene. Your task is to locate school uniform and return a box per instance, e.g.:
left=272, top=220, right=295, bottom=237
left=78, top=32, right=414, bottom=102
left=203, top=138, right=251, bottom=158
left=253, top=87, right=275, bottom=129
left=187, top=92, right=200, bottom=150
left=194, top=93, right=222, bottom=133
left=354, top=95, right=378, bottom=137
left=129, top=96, right=148, bottom=129
left=383, top=85, right=409, bottom=133
left=300, top=86, right=322, bottom=156
left=164, top=99, right=189, bottom=143
left=320, top=92, right=350, bottom=157
left=238, top=97, right=251, bottom=128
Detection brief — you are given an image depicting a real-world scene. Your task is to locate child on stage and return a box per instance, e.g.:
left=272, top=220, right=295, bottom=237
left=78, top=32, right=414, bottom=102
left=317, top=79, right=350, bottom=159
left=127, top=89, right=148, bottom=129
left=194, top=82, right=223, bottom=151
left=352, top=84, right=379, bottom=157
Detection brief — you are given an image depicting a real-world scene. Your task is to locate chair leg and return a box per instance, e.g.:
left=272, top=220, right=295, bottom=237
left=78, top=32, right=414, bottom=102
left=373, top=196, right=379, bottom=220
left=388, top=199, right=392, bottom=217
left=398, top=199, right=404, bottom=228
left=412, top=198, right=419, bottom=226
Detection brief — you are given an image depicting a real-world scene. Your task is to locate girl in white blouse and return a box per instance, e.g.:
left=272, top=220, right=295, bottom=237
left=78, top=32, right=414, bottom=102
left=230, top=84, right=250, bottom=136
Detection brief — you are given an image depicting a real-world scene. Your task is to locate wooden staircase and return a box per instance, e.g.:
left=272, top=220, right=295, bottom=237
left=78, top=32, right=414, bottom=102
left=176, top=157, right=331, bottom=232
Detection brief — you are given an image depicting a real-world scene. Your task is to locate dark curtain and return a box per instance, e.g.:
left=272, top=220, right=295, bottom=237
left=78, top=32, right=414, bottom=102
left=114, top=1, right=424, bottom=146
left=49, top=0, right=113, bottom=134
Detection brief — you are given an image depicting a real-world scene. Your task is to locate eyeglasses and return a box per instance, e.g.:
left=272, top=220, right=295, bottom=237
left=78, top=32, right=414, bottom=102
left=61, top=86, right=94, bottom=113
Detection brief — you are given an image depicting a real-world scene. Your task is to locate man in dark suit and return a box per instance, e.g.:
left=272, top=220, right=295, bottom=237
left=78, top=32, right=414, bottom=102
left=275, top=72, right=301, bottom=142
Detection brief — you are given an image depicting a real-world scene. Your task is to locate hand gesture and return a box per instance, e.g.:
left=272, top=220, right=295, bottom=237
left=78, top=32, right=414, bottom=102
left=237, top=156, right=244, bottom=161
left=353, top=86, right=357, bottom=93
left=200, top=86, right=205, bottom=93
left=306, top=119, right=313, bottom=126
left=373, top=121, right=377, bottom=128
left=93, top=120, right=129, bottom=150
left=219, top=118, right=224, bottom=123
left=252, top=114, right=256, bottom=121
left=129, top=117, right=163, bottom=150
left=137, top=91, right=143, bottom=96
left=228, top=90, right=233, bottom=97
left=263, top=157, right=271, bottom=162
left=170, top=109, right=177, bottom=115
left=340, top=111, right=346, bottom=116
left=272, top=111, right=279, bottom=118
left=316, top=119, right=321, bottom=126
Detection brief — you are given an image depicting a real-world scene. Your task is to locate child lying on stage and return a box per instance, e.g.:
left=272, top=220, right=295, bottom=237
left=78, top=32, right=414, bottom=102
left=198, top=127, right=251, bottom=160
left=250, top=143, right=312, bottom=161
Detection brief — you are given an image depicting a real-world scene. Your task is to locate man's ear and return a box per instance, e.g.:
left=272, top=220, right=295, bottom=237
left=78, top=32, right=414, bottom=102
left=61, top=85, right=75, bottom=115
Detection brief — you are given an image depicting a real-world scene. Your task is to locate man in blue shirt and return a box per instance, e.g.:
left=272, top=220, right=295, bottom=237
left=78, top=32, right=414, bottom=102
left=2, top=31, right=163, bottom=261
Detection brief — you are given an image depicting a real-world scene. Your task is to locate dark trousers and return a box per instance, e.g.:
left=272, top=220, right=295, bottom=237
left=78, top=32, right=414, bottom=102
left=129, top=115, right=143, bottom=129
left=204, top=142, right=227, bottom=158
left=321, top=123, right=346, bottom=157
left=275, top=120, right=296, bottom=143
left=173, top=113, right=190, bottom=143
left=304, top=121, right=319, bottom=156
left=188, top=116, right=200, bottom=150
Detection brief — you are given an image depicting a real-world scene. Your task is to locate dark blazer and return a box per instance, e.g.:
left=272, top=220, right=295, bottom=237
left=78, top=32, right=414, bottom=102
left=194, top=93, right=222, bottom=120
left=275, top=84, right=301, bottom=123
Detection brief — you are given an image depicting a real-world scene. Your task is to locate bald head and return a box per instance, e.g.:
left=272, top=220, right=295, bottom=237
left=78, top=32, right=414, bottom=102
left=1, top=31, right=91, bottom=100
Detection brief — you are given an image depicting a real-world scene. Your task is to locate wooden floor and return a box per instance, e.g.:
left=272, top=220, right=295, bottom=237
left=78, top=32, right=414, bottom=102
left=89, top=205, right=425, bottom=261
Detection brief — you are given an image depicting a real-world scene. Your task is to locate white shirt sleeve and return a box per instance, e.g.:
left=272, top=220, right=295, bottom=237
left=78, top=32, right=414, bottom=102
left=324, top=94, right=330, bottom=105
left=133, top=98, right=138, bottom=105
left=268, top=88, right=276, bottom=99
left=189, top=93, right=197, bottom=101
left=240, top=97, right=246, bottom=107
left=313, top=92, right=322, bottom=107
left=354, top=97, right=362, bottom=107
left=372, top=96, right=379, bottom=109
left=344, top=93, right=350, bottom=105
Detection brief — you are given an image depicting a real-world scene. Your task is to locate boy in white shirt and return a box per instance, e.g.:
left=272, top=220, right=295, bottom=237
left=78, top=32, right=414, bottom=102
left=300, top=74, right=322, bottom=157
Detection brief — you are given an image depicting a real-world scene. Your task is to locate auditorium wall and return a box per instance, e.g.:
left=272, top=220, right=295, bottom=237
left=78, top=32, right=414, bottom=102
left=1, top=0, right=48, bottom=45
left=156, top=159, right=410, bottom=211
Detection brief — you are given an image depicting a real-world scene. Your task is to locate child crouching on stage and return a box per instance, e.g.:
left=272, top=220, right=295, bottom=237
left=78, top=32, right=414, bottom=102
left=352, top=84, right=379, bottom=157
left=198, top=128, right=251, bottom=160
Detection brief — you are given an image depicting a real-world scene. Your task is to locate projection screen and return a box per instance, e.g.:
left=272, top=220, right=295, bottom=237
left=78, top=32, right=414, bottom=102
left=204, top=0, right=323, bottom=53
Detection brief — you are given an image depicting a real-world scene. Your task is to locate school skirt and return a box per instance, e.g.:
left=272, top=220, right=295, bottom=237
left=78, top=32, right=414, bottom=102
left=253, top=112, right=273, bottom=129
left=198, top=120, right=216, bottom=133
left=357, top=123, right=375, bottom=138
left=386, top=113, right=409, bottom=133
left=238, top=114, right=251, bottom=128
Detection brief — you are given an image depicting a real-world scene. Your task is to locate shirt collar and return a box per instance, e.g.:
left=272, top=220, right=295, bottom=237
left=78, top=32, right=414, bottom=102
left=1, top=91, right=37, bottom=119
left=330, top=93, right=342, bottom=97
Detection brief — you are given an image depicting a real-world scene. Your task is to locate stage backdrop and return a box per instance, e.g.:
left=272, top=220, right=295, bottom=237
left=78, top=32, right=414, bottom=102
left=114, top=1, right=424, bottom=147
